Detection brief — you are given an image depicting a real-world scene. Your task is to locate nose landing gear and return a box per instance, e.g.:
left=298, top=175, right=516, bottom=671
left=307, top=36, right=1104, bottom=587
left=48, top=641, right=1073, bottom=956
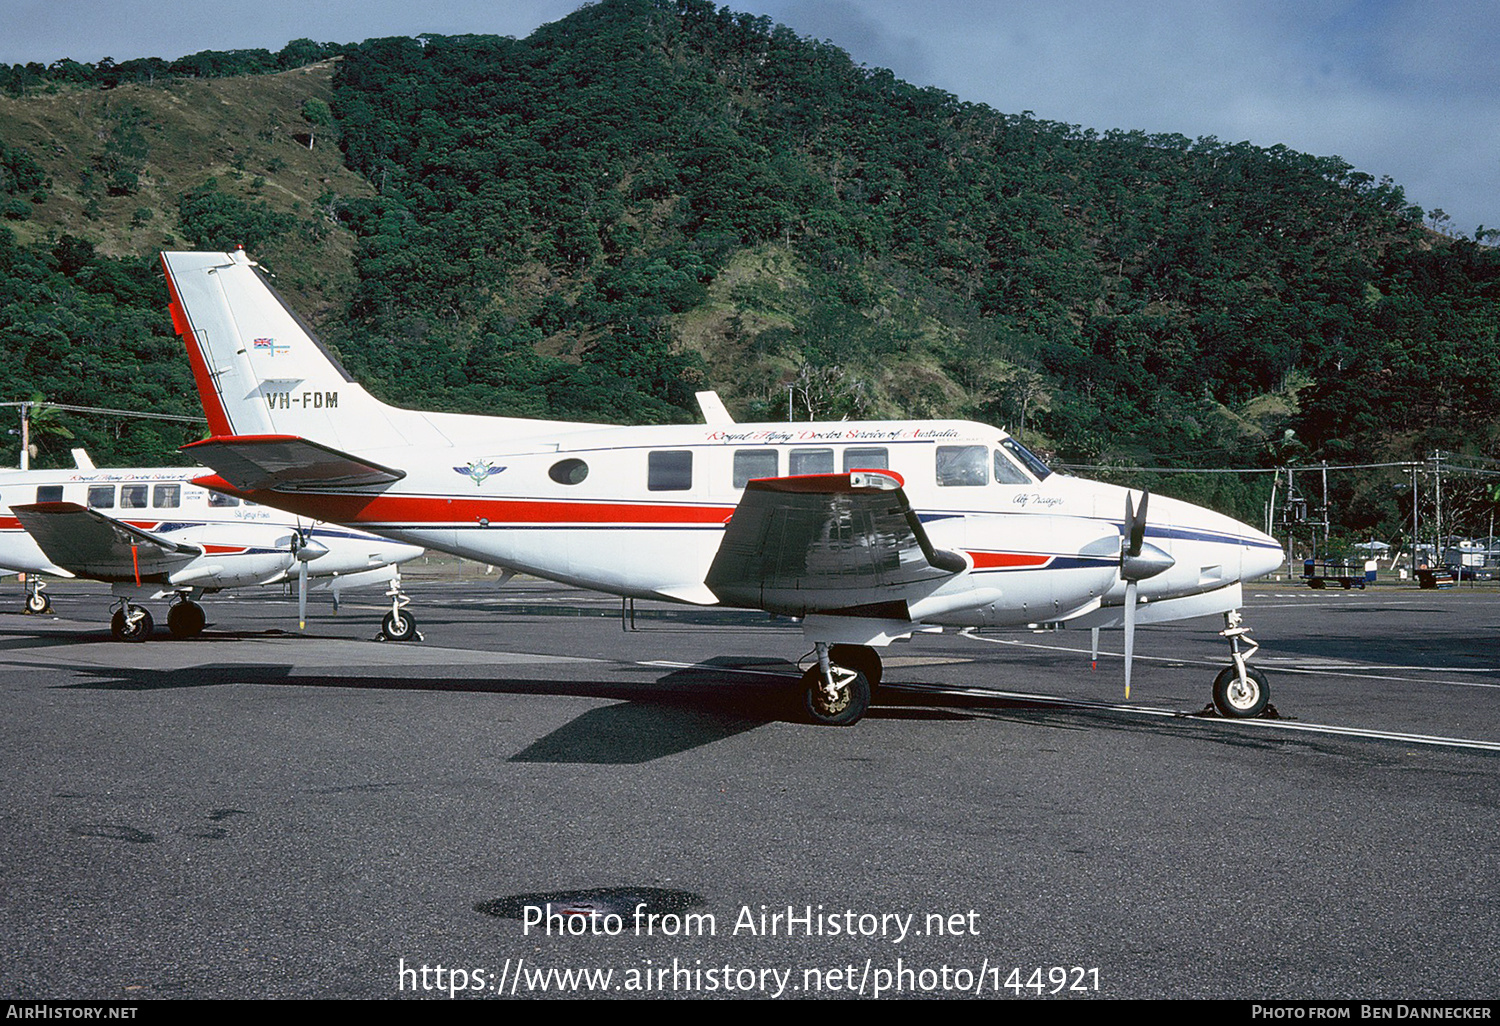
left=24, top=577, right=51, bottom=614
left=1213, top=610, right=1271, bottom=718
left=377, top=574, right=422, bottom=642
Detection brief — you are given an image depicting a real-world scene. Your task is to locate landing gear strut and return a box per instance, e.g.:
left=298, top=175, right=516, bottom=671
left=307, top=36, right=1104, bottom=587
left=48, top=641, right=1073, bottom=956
left=800, top=642, right=872, bottom=726
left=378, top=574, right=422, bottom=642
left=110, top=601, right=153, bottom=642
left=1213, top=610, right=1270, bottom=718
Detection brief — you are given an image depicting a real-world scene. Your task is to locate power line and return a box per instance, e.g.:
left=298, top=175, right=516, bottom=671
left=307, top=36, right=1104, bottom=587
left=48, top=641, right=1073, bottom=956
left=0, top=401, right=206, bottom=424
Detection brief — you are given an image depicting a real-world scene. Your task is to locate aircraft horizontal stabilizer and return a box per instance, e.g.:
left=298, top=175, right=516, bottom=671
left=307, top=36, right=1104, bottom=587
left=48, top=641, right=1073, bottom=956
left=705, top=471, right=968, bottom=616
left=12, top=502, right=201, bottom=580
left=181, top=434, right=406, bottom=492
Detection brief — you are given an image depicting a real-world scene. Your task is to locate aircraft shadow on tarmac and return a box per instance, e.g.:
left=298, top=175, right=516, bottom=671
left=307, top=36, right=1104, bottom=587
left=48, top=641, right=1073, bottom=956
left=37, top=655, right=1310, bottom=763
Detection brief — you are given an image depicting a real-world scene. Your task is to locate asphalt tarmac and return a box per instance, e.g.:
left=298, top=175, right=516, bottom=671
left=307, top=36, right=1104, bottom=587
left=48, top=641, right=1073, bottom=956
left=1, top=572, right=1496, bottom=1001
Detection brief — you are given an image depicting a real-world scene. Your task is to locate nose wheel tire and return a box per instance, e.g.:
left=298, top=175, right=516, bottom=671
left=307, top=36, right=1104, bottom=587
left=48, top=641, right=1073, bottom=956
left=382, top=609, right=418, bottom=642
left=110, top=607, right=154, bottom=642
left=1213, top=665, right=1269, bottom=718
left=800, top=665, right=870, bottom=727
left=25, top=591, right=50, bottom=614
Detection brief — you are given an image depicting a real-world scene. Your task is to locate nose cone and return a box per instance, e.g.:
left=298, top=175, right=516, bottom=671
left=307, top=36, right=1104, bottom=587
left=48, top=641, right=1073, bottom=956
left=1241, top=526, right=1285, bottom=582
left=382, top=541, right=426, bottom=567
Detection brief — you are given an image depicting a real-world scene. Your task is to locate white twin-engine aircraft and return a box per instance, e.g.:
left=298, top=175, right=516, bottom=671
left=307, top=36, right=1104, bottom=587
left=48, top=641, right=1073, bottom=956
left=0, top=462, right=424, bottom=640
left=162, top=249, right=1284, bottom=725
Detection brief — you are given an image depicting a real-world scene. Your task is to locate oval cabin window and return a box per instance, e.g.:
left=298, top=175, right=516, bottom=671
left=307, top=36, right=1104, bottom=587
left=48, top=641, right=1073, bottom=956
left=549, top=458, right=589, bottom=485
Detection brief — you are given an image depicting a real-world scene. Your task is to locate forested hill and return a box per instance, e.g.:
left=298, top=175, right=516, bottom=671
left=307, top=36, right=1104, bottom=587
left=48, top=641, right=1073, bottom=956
left=2, top=0, right=1497, bottom=538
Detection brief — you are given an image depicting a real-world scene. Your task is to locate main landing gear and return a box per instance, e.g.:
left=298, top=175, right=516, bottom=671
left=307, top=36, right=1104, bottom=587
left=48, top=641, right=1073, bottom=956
left=166, top=597, right=207, bottom=639
left=1212, top=610, right=1270, bottom=718
left=800, top=642, right=883, bottom=726
left=107, top=595, right=206, bottom=642
left=109, top=601, right=153, bottom=642
left=377, top=575, right=422, bottom=642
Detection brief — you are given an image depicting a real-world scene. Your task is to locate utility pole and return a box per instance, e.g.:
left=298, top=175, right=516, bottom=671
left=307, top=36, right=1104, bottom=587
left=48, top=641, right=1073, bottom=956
left=1433, top=451, right=1444, bottom=566
left=1411, top=462, right=1420, bottom=572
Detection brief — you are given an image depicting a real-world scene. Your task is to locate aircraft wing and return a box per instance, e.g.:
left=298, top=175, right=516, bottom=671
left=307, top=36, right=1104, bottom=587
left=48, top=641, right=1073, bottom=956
left=181, top=434, right=406, bottom=491
left=11, top=502, right=202, bottom=582
left=704, top=471, right=968, bottom=617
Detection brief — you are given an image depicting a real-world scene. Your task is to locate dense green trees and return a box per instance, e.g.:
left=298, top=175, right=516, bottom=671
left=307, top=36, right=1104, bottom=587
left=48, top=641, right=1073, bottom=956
left=0, top=230, right=198, bottom=466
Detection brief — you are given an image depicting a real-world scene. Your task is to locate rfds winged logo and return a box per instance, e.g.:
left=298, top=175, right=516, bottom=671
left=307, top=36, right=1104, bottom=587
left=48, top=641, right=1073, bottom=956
left=454, top=459, right=505, bottom=487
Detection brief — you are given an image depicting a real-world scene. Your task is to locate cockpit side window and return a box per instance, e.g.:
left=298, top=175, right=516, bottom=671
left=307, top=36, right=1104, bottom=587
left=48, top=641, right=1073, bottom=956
left=992, top=448, right=1031, bottom=484
left=936, top=445, right=989, bottom=487
left=1000, top=437, right=1052, bottom=480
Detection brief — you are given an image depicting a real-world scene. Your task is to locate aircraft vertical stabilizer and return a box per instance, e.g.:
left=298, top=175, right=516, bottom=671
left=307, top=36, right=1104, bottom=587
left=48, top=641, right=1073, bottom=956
left=161, top=250, right=436, bottom=452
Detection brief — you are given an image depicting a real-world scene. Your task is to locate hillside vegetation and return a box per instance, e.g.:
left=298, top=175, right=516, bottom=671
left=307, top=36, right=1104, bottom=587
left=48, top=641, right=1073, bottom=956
left=1, top=0, right=1496, bottom=541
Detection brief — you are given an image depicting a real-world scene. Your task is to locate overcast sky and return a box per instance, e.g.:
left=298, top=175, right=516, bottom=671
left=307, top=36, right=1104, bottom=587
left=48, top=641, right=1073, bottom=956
left=2, top=0, right=1494, bottom=237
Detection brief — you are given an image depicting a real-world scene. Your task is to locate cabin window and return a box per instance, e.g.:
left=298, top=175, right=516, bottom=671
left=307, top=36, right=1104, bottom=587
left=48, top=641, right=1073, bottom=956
left=120, top=484, right=148, bottom=509
left=789, top=448, right=834, bottom=476
left=992, top=448, right=1031, bottom=484
left=935, top=445, right=989, bottom=487
left=549, top=458, right=589, bottom=486
left=36, top=485, right=62, bottom=503
left=843, top=447, right=889, bottom=472
left=207, top=492, right=240, bottom=507
left=647, top=450, right=693, bottom=491
left=153, top=484, right=181, bottom=509
left=733, top=450, right=778, bottom=488
left=87, top=485, right=115, bottom=509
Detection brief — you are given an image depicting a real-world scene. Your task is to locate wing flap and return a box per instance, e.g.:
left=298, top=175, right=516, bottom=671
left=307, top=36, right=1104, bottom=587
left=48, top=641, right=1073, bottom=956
left=11, top=502, right=201, bottom=581
left=705, top=471, right=967, bottom=616
left=181, top=433, right=406, bottom=491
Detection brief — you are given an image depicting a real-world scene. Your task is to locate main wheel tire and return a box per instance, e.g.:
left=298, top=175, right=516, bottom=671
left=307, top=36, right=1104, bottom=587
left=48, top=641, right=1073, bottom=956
left=801, top=664, right=870, bottom=727
left=167, top=601, right=206, bottom=639
left=1213, top=665, right=1269, bottom=718
left=110, top=607, right=154, bottom=642
left=25, top=591, right=49, bottom=614
left=382, top=609, right=417, bottom=641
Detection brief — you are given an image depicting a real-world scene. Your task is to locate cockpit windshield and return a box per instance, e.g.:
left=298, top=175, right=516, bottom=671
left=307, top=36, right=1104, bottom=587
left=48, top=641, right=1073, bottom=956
left=999, top=437, right=1052, bottom=480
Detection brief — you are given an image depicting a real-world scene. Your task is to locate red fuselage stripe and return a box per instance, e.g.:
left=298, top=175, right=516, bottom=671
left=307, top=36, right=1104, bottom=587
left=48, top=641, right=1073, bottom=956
left=965, top=551, right=1053, bottom=569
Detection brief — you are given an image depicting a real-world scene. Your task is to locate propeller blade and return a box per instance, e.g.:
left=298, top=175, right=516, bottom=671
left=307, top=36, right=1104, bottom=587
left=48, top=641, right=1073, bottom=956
left=298, top=558, right=308, bottom=631
left=1123, top=579, right=1137, bottom=698
left=1090, top=627, right=1100, bottom=672
left=1123, top=491, right=1148, bottom=559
